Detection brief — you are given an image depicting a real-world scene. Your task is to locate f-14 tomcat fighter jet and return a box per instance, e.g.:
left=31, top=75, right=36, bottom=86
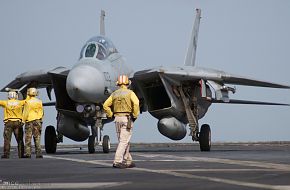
left=2, top=9, right=289, bottom=153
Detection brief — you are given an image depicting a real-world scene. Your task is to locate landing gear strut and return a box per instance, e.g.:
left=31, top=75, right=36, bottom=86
left=88, top=117, right=111, bottom=154
left=178, top=86, right=211, bottom=151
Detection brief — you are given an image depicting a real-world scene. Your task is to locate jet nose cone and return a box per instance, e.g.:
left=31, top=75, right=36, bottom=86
left=66, top=65, right=105, bottom=103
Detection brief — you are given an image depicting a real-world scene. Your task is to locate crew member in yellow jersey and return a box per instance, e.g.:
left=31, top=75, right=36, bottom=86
left=103, top=75, right=139, bottom=168
left=22, top=88, right=44, bottom=158
left=0, top=91, right=25, bottom=159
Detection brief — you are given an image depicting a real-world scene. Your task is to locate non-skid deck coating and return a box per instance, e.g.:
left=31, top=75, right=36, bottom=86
left=1, top=142, right=290, bottom=190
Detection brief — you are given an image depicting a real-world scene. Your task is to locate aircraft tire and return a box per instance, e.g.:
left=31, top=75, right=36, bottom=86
left=88, top=136, right=96, bottom=153
left=199, top=124, right=211, bottom=151
left=102, top=135, right=110, bottom=153
left=45, top=125, right=57, bottom=154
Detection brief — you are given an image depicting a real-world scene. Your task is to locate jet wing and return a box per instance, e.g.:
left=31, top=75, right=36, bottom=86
left=1, top=67, right=69, bottom=92
left=1, top=70, right=51, bottom=91
left=133, top=66, right=290, bottom=89
left=132, top=66, right=290, bottom=107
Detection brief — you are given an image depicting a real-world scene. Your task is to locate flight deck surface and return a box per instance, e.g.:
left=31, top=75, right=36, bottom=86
left=1, top=142, right=290, bottom=190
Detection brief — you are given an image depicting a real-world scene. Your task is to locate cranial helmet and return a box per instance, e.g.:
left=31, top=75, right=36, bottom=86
left=8, top=91, right=18, bottom=100
left=27, top=88, right=38, bottom=96
left=116, top=75, right=131, bottom=86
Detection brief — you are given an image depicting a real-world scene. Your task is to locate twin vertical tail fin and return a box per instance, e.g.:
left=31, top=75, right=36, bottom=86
left=184, top=9, right=201, bottom=67
left=100, top=10, right=105, bottom=36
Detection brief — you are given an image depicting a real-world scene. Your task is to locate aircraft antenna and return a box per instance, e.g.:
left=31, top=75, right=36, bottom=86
left=100, top=10, right=105, bottom=36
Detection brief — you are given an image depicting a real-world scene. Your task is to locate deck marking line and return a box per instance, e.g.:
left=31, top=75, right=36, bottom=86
left=45, top=155, right=290, bottom=190
left=135, top=153, right=290, bottom=171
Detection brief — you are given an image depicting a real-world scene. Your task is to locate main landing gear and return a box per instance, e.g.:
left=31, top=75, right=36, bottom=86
left=198, top=124, right=211, bottom=151
left=45, top=125, right=62, bottom=154
left=178, top=86, right=211, bottom=151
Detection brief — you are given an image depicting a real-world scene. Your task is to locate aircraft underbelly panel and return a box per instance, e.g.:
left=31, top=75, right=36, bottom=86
left=57, top=113, right=90, bottom=142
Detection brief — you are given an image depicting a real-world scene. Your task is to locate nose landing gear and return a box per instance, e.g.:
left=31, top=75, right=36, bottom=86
left=88, top=135, right=111, bottom=153
left=88, top=119, right=111, bottom=154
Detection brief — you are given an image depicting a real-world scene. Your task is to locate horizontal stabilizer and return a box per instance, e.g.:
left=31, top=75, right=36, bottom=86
left=211, top=99, right=290, bottom=106
left=221, top=75, right=290, bottom=89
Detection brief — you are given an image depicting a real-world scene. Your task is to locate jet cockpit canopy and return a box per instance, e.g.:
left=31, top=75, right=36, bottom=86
left=80, top=36, right=118, bottom=60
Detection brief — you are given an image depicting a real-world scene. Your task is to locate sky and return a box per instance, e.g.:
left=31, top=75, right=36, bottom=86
left=0, top=0, right=289, bottom=146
